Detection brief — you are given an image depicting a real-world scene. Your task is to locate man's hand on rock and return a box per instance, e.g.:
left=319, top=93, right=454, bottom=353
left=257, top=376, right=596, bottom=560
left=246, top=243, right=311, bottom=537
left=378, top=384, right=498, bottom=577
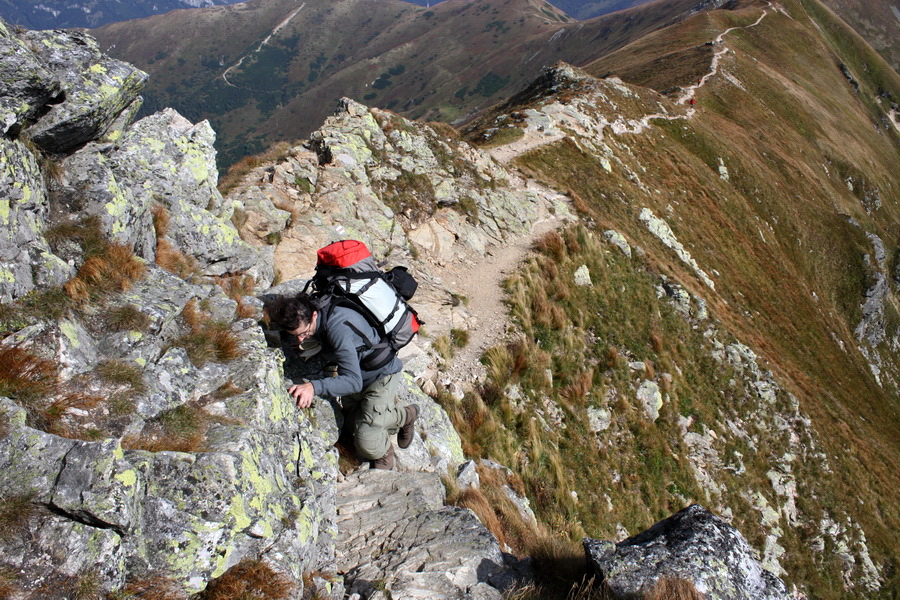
left=289, top=382, right=315, bottom=408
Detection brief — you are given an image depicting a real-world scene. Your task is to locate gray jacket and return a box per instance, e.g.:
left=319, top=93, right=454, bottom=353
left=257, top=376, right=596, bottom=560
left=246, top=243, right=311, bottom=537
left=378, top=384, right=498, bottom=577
left=309, top=305, right=402, bottom=398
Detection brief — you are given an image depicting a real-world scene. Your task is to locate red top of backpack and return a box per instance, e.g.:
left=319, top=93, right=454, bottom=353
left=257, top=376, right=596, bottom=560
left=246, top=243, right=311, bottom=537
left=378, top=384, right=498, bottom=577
left=317, top=240, right=372, bottom=268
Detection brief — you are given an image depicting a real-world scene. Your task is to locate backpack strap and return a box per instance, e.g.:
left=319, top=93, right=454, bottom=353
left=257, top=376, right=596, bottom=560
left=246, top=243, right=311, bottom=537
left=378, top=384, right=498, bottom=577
left=343, top=321, right=396, bottom=371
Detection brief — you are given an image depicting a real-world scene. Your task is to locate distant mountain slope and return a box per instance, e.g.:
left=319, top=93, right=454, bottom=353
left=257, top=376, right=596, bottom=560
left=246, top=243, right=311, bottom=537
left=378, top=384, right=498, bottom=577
left=90, top=0, right=729, bottom=169
left=817, top=0, right=899, bottom=72
left=0, top=0, right=244, bottom=29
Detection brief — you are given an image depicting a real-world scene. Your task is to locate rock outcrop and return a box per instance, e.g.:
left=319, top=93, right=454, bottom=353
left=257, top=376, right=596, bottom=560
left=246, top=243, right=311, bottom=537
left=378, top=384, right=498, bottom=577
left=585, top=505, right=789, bottom=600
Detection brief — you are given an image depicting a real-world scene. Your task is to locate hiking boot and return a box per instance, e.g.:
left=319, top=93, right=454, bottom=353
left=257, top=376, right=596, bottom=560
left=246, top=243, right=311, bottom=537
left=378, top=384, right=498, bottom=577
left=371, top=444, right=395, bottom=470
left=398, top=403, right=419, bottom=449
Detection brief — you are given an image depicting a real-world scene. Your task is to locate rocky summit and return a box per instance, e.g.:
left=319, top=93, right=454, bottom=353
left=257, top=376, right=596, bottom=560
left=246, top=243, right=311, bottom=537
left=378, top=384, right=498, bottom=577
left=1, top=0, right=898, bottom=598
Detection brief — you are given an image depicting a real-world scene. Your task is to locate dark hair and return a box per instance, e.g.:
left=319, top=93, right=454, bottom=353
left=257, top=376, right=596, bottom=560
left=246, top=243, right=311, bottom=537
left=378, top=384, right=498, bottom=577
left=265, top=293, right=314, bottom=331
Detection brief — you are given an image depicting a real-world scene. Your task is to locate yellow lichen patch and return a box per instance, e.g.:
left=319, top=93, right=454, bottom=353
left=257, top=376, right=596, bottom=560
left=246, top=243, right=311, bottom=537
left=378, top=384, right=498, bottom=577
left=229, top=494, right=251, bottom=530
left=114, top=469, right=137, bottom=487
left=88, top=63, right=108, bottom=75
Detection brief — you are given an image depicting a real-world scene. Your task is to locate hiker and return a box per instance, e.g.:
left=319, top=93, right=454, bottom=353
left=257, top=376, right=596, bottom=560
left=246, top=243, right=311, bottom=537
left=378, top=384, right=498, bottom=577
left=266, top=292, right=419, bottom=470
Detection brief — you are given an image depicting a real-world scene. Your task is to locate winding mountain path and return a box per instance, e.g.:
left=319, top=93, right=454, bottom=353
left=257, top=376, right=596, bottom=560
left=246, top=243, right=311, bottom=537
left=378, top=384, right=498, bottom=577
left=221, top=3, right=305, bottom=88
left=489, top=4, right=773, bottom=162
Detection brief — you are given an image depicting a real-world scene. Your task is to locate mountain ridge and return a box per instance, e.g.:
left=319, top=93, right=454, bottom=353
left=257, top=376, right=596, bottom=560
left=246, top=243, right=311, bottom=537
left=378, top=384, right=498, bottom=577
left=88, top=0, right=728, bottom=168
left=0, top=0, right=897, bottom=597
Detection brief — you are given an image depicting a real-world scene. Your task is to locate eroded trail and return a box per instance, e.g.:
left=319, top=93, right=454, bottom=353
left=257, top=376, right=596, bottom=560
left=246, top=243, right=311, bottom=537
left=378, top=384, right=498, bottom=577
left=222, top=3, right=305, bottom=88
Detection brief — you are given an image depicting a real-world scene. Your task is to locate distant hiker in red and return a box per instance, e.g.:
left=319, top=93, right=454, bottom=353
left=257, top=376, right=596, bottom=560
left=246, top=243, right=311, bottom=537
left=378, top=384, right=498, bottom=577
left=690, top=98, right=696, bottom=106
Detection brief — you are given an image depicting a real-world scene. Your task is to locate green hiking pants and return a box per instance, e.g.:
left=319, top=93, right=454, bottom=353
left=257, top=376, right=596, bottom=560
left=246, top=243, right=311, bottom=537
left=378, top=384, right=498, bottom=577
left=341, top=371, right=405, bottom=460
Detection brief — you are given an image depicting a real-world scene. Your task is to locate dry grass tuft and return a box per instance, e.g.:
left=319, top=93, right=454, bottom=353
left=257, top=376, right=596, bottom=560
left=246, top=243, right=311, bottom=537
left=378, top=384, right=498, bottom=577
left=197, top=559, right=294, bottom=600
left=106, top=304, right=152, bottom=333
left=454, top=486, right=509, bottom=548
left=172, top=297, right=243, bottom=366
left=151, top=204, right=170, bottom=238
left=64, top=243, right=147, bottom=303
left=214, top=274, right=257, bottom=319
left=155, top=239, right=199, bottom=280
left=643, top=577, right=704, bottom=600
left=114, top=575, right=188, bottom=600
left=0, top=346, right=58, bottom=404
left=0, top=495, right=38, bottom=541
left=95, top=359, right=146, bottom=394
left=123, top=404, right=209, bottom=453
left=218, top=142, right=294, bottom=195
left=535, top=231, right=567, bottom=263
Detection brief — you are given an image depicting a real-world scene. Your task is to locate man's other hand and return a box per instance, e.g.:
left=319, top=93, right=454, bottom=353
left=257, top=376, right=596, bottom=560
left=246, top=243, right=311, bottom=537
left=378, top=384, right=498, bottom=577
left=289, top=382, right=315, bottom=408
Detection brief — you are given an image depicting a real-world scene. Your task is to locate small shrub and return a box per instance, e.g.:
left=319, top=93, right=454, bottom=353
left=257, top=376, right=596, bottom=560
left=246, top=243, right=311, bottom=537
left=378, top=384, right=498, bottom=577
left=197, top=559, right=293, bottom=600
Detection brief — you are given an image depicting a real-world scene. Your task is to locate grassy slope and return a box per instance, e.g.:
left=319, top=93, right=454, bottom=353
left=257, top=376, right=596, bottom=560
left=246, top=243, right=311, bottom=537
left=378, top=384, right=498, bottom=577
left=456, top=0, right=898, bottom=596
left=91, top=0, right=716, bottom=168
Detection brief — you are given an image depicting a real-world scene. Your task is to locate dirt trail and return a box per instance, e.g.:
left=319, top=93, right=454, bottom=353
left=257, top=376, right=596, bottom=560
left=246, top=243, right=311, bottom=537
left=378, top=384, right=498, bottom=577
left=445, top=5, right=774, bottom=382
left=222, top=3, right=305, bottom=88
left=439, top=215, right=565, bottom=383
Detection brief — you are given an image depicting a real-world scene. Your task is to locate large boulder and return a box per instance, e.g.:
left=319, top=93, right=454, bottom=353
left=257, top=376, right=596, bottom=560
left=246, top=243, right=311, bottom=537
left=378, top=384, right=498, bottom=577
left=109, top=108, right=259, bottom=275
left=21, top=29, right=147, bottom=154
left=0, top=20, right=64, bottom=136
left=584, top=505, right=789, bottom=600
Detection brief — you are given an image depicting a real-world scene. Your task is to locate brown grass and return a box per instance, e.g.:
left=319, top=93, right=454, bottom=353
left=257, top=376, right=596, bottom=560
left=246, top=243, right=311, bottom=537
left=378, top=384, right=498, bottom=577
left=214, top=274, right=257, bottom=319
left=0, top=495, right=38, bottom=541
left=643, top=577, right=704, bottom=600
left=217, top=142, right=294, bottom=196
left=115, top=575, right=188, bottom=600
left=151, top=205, right=170, bottom=238
left=64, top=243, right=146, bottom=303
left=123, top=404, right=209, bottom=453
left=196, top=559, right=294, bottom=600
left=173, top=298, right=244, bottom=366
left=106, top=304, right=152, bottom=332
left=95, top=360, right=146, bottom=394
left=155, top=239, right=199, bottom=280
left=0, top=345, right=58, bottom=404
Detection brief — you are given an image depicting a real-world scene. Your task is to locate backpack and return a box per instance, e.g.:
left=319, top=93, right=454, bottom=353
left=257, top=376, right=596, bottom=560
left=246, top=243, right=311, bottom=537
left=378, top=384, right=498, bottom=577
left=303, top=240, right=422, bottom=369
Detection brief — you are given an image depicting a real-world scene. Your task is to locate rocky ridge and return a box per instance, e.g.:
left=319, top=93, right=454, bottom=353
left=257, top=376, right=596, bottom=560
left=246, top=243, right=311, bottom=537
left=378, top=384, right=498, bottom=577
left=1, top=11, right=896, bottom=600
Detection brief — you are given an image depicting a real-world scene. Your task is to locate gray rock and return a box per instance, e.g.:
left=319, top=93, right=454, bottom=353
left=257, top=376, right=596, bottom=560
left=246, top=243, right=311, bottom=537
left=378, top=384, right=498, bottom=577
left=0, top=21, right=64, bottom=136
left=603, top=230, right=632, bottom=257
left=584, top=505, right=789, bottom=600
left=110, top=108, right=258, bottom=275
left=22, top=29, right=147, bottom=153
left=0, top=137, right=72, bottom=302
left=56, top=145, right=157, bottom=260
left=457, top=459, right=481, bottom=489
left=336, top=470, right=512, bottom=600
left=574, top=264, right=592, bottom=286
left=636, top=380, right=662, bottom=421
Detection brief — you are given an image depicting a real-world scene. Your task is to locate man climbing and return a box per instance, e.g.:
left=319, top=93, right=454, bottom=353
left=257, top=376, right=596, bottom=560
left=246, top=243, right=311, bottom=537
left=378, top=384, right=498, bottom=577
left=266, top=293, right=419, bottom=470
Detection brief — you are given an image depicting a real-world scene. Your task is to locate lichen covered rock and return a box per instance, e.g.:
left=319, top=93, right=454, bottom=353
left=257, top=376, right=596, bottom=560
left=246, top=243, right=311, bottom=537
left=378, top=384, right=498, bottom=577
left=22, top=29, right=147, bottom=153
left=585, top=505, right=789, bottom=600
left=0, top=21, right=63, bottom=136
left=0, top=137, right=72, bottom=302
